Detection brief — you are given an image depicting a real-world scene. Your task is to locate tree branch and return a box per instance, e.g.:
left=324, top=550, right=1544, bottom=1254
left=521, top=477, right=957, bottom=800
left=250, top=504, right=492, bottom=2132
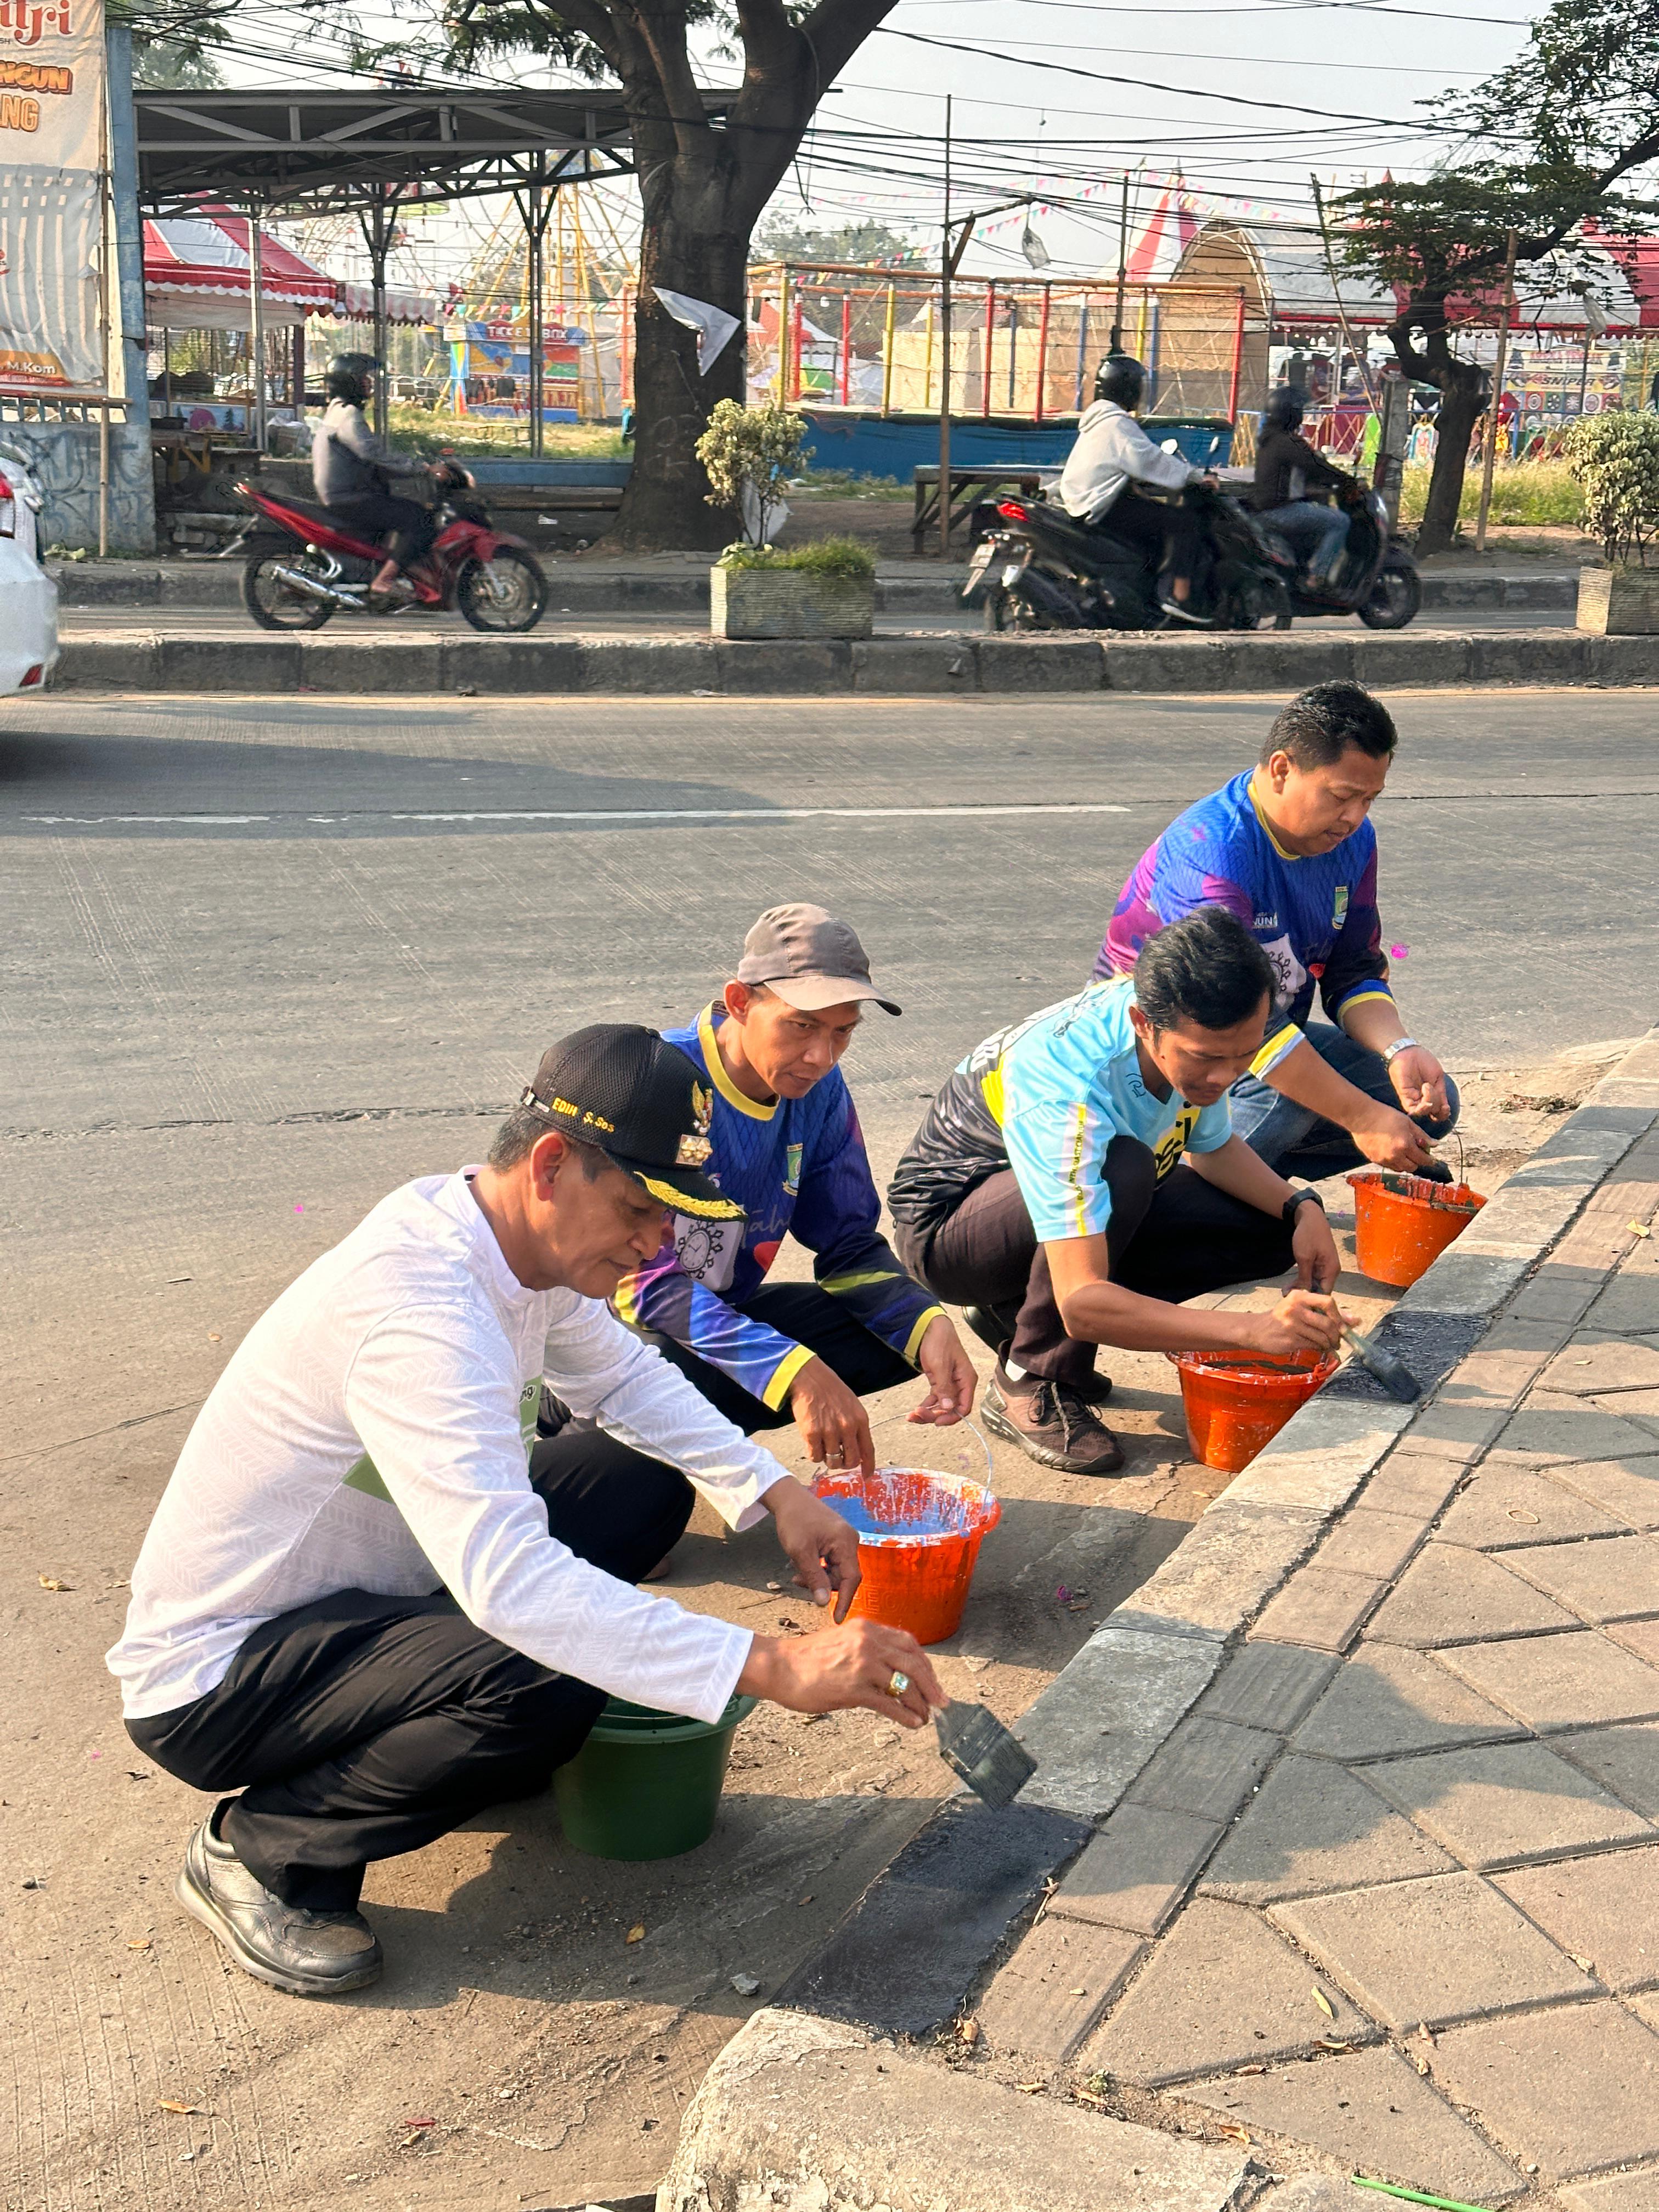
left=795, top=0, right=897, bottom=88
left=618, top=0, right=713, bottom=160
left=517, top=0, right=625, bottom=71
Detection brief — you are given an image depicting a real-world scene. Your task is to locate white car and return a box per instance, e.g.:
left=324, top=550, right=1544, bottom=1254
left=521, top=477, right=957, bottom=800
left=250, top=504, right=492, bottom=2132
left=0, top=441, right=59, bottom=694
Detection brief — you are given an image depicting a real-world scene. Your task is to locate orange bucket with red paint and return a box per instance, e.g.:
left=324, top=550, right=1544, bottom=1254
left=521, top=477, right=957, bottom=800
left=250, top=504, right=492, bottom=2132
left=1169, top=1348, right=1339, bottom=1473
left=1348, top=1170, right=1487, bottom=1289
left=811, top=1452, right=1001, bottom=1646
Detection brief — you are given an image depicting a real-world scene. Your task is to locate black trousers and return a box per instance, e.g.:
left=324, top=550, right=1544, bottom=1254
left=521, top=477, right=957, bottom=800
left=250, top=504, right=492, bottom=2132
left=894, top=1139, right=1295, bottom=1392
left=324, top=490, right=436, bottom=572
left=1097, top=487, right=1203, bottom=586
left=127, top=1447, right=695, bottom=1912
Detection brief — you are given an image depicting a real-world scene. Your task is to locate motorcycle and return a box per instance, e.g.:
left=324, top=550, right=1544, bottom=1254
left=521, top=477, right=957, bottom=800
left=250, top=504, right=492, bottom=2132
left=964, top=471, right=1421, bottom=635
left=225, top=461, right=549, bottom=633
left=1254, top=479, right=1421, bottom=630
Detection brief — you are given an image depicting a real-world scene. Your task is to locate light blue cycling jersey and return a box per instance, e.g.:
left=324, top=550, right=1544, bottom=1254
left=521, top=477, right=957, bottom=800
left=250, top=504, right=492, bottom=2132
left=888, top=975, right=1234, bottom=1244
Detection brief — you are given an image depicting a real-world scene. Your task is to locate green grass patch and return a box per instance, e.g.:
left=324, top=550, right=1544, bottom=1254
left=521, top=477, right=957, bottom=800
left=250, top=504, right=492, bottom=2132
left=383, top=406, right=630, bottom=461
left=789, top=466, right=911, bottom=501
left=1398, top=458, right=1583, bottom=529
left=717, top=533, right=877, bottom=580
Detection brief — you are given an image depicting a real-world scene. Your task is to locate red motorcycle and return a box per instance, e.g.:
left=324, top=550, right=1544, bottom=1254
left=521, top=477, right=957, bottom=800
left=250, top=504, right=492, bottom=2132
left=228, top=461, right=548, bottom=633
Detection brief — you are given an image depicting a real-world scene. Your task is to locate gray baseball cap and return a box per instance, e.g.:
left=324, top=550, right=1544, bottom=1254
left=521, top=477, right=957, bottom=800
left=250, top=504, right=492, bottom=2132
left=736, top=902, right=901, bottom=1015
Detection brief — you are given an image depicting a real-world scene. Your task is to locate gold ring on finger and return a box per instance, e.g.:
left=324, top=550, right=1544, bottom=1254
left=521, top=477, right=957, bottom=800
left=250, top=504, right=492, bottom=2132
left=887, top=1669, right=911, bottom=1700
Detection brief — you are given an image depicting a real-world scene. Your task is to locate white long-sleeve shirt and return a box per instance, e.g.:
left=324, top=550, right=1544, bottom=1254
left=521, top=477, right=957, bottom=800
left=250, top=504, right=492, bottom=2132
left=108, top=1170, right=782, bottom=1726
left=1057, top=400, right=1204, bottom=524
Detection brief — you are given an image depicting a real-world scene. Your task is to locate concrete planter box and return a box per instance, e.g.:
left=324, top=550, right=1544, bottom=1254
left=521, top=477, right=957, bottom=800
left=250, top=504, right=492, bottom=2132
left=710, top=564, right=874, bottom=640
left=1576, top=564, right=1659, bottom=634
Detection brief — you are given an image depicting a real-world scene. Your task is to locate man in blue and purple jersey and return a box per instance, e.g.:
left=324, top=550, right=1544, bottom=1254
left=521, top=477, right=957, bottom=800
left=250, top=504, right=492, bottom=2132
left=1097, top=681, right=1458, bottom=1179
left=588, top=905, right=978, bottom=1492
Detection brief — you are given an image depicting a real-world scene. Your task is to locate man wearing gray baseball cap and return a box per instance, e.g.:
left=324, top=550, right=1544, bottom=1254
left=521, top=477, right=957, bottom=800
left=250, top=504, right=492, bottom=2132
left=573, top=903, right=979, bottom=1485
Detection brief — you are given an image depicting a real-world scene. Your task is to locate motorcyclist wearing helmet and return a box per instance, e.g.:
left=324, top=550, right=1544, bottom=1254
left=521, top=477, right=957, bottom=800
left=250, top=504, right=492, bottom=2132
left=1056, top=352, right=1218, bottom=624
left=1249, top=387, right=1354, bottom=587
left=312, top=354, right=438, bottom=604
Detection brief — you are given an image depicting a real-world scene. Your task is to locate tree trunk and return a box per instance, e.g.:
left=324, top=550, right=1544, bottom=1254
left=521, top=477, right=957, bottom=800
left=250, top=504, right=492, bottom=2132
left=1414, top=366, right=1487, bottom=557
left=611, top=190, right=750, bottom=551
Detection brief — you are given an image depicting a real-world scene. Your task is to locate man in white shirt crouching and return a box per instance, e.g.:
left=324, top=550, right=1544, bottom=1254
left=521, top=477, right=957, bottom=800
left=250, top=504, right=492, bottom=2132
left=108, top=1023, right=940, bottom=1999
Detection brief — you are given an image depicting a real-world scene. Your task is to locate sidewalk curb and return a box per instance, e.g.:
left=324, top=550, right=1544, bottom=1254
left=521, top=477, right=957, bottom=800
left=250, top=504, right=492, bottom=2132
left=48, top=560, right=1579, bottom=615
left=50, top=625, right=1659, bottom=697
left=702, top=1028, right=1659, bottom=2212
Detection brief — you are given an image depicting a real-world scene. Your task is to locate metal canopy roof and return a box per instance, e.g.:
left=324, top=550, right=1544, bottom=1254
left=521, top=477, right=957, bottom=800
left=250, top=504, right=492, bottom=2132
left=134, top=83, right=729, bottom=214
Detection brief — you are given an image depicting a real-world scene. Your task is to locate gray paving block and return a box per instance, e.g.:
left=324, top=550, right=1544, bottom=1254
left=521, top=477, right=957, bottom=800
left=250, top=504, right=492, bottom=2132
left=1440, top=1627, right=1659, bottom=1731
left=1611, top=1616, right=1659, bottom=1668
left=1362, top=1452, right=1471, bottom=1521
left=1495, top=1845, right=1659, bottom=1990
left=1314, top=1509, right=1429, bottom=1582
left=976, top=1912, right=1145, bottom=2063
left=1293, top=1642, right=1525, bottom=1763
left=1543, top=1340, right=1659, bottom=1394
left=775, top=1797, right=1090, bottom=2036
left=1559, top=2169, right=1659, bottom=2212
left=1014, top=1626, right=1222, bottom=1820
left=1394, top=1248, right=1531, bottom=1320
left=1548, top=1456, right=1659, bottom=1532
left=1251, top=1566, right=1389, bottom=1653
left=1503, top=1535, right=1659, bottom=1623
left=1222, top=1402, right=1415, bottom=1515
left=977, top=635, right=1105, bottom=690
left=1201, top=1751, right=1456, bottom=1903
left=1493, top=1406, right=1659, bottom=1466
left=713, top=639, right=854, bottom=692
left=1364, top=1737, right=1654, bottom=1866
left=657, top=2006, right=1252, bottom=2212
left=1049, top=1803, right=1223, bottom=1935
left=1272, top=1870, right=1595, bottom=2028
left=1081, top=1897, right=1378, bottom=2086
left=1437, top=1469, right=1631, bottom=1551
left=1126, top=1717, right=1280, bottom=1824
left=1554, top=1721, right=1659, bottom=1816
left=1365, top=1543, right=1579, bottom=1648
left=1509, top=1273, right=1606, bottom=1329
left=1587, top=1277, right=1659, bottom=1335
left=1105, top=1501, right=1326, bottom=1641
left=1431, top=2001, right=1659, bottom=2179
left=851, top=637, right=978, bottom=692
left=1195, top=1643, right=1339, bottom=1734
left=1178, top=2044, right=1523, bottom=2204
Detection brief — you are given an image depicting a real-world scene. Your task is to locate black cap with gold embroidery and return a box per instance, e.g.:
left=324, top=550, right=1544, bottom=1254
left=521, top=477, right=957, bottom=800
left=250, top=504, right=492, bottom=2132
left=520, top=1024, right=743, bottom=1221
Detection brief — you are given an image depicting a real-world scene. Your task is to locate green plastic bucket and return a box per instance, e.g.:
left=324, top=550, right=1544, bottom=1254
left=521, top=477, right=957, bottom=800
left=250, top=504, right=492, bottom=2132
left=554, top=1692, right=757, bottom=1860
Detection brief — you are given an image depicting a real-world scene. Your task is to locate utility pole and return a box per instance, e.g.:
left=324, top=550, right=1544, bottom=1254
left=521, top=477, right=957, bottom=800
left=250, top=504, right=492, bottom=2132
left=1110, top=171, right=1129, bottom=353
left=939, top=95, right=952, bottom=558
left=1475, top=228, right=1517, bottom=556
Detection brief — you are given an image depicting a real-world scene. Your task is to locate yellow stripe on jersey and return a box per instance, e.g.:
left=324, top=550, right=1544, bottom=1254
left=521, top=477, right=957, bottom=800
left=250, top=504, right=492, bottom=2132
left=1250, top=1021, right=1303, bottom=1078
left=980, top=1058, right=1007, bottom=1126
left=1065, top=1098, right=1092, bottom=1238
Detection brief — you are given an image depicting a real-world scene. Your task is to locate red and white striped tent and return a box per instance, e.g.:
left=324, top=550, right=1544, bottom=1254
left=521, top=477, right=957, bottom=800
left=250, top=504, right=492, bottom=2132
left=144, top=214, right=338, bottom=330
left=1125, top=177, right=1200, bottom=286
left=143, top=215, right=443, bottom=331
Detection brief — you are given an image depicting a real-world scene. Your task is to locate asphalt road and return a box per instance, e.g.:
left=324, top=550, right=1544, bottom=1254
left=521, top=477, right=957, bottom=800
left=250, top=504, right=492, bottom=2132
left=3, top=684, right=1655, bottom=2212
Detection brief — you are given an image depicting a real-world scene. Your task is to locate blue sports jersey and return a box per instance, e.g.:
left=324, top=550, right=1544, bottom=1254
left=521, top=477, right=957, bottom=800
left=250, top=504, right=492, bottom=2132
left=613, top=1005, right=942, bottom=1408
left=888, top=975, right=1233, bottom=1244
left=1097, top=768, right=1395, bottom=1077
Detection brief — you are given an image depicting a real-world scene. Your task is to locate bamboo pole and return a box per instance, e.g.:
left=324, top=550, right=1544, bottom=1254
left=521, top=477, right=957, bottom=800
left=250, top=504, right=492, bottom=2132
left=1035, top=282, right=1051, bottom=422
left=1226, top=289, right=1246, bottom=421
left=981, top=280, right=994, bottom=420
left=775, top=266, right=789, bottom=402
left=838, top=292, right=851, bottom=405
left=881, top=281, right=896, bottom=417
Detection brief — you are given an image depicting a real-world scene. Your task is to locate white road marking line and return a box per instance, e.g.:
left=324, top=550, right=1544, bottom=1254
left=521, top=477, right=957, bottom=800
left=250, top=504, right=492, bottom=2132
left=20, top=801, right=1133, bottom=827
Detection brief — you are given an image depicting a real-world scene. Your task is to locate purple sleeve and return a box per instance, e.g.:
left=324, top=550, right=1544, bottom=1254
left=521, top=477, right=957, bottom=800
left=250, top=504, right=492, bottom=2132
left=1096, top=832, right=1254, bottom=979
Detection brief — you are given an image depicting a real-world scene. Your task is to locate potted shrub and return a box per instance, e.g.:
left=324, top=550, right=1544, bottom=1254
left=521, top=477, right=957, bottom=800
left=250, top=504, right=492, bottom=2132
left=710, top=535, right=877, bottom=641
left=695, top=399, right=877, bottom=639
left=1567, top=413, right=1659, bottom=633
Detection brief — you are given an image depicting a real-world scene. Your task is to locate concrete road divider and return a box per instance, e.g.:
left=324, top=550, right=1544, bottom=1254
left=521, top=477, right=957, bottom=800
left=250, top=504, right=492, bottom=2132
left=49, top=625, right=1659, bottom=696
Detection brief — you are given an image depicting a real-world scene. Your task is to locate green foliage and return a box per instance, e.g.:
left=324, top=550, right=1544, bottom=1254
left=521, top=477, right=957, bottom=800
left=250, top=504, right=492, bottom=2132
left=754, top=216, right=921, bottom=268
left=112, top=0, right=230, bottom=86
left=696, top=400, right=809, bottom=545
left=1397, top=459, right=1583, bottom=529
left=1565, top=411, right=1659, bottom=564
left=716, top=535, right=877, bottom=580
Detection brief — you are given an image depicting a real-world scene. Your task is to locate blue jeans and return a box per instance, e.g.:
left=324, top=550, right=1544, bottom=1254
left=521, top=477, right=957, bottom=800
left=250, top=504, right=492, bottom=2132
left=1262, top=500, right=1350, bottom=582
left=1228, top=1022, right=1460, bottom=1179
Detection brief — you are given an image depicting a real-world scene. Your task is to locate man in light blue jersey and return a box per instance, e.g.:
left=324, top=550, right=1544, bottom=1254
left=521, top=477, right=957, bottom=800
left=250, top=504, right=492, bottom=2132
left=890, top=909, right=1344, bottom=1476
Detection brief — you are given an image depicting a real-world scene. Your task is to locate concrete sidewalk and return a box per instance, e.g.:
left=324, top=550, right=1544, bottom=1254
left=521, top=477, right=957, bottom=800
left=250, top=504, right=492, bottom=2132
left=680, top=1030, right=1659, bottom=2211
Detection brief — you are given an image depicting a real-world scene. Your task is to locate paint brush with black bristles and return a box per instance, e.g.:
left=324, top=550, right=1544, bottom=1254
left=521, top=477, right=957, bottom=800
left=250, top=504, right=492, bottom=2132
left=1340, top=1323, right=1422, bottom=1404
left=935, top=1701, right=1038, bottom=1808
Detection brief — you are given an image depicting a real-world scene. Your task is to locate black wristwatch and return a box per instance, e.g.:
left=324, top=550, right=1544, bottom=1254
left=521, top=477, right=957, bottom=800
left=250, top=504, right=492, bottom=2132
left=1282, top=1187, right=1325, bottom=1229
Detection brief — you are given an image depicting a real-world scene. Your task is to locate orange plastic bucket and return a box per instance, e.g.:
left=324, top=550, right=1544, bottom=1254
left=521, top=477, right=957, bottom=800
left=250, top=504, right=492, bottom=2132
left=1169, top=1348, right=1339, bottom=1473
left=810, top=1460, right=1001, bottom=1645
left=1348, top=1170, right=1487, bottom=1289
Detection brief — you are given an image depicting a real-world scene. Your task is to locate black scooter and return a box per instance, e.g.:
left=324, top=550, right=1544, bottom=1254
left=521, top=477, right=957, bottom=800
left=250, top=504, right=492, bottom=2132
left=964, top=476, right=1420, bottom=634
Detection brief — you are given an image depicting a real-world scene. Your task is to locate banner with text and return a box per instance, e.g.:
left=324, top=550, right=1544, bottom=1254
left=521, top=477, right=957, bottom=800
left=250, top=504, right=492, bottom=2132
left=0, top=0, right=107, bottom=390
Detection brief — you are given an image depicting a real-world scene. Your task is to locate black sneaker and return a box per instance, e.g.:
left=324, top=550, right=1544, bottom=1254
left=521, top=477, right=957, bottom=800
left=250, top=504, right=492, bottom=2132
left=973, top=1323, right=1113, bottom=1407
left=981, top=1369, right=1125, bottom=1476
left=176, top=1802, right=382, bottom=1997
left=1159, top=596, right=1207, bottom=626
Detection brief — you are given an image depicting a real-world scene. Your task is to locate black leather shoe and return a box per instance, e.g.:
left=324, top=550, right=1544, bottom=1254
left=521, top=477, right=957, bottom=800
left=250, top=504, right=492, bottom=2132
left=176, top=1803, right=382, bottom=1997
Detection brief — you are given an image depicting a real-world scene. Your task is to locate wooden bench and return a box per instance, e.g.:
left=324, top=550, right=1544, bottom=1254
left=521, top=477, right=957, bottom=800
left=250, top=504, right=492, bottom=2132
left=912, top=464, right=1059, bottom=554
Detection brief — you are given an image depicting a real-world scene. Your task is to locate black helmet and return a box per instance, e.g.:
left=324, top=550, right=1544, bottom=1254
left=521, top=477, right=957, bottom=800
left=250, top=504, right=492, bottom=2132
left=325, top=351, right=380, bottom=404
left=1093, top=351, right=1146, bottom=411
left=1266, top=385, right=1307, bottom=434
